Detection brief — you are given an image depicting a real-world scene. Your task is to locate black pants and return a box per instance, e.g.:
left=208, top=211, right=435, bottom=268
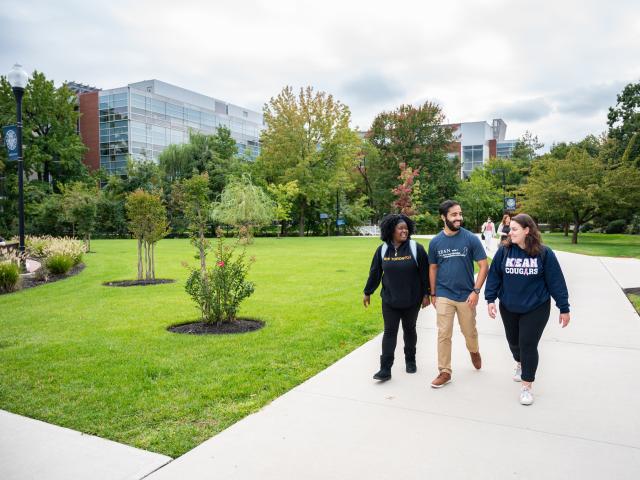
left=499, top=300, right=550, bottom=382
left=381, top=303, right=420, bottom=363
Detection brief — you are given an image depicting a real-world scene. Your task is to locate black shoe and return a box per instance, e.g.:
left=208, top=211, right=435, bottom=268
left=406, top=361, right=417, bottom=374
left=373, top=355, right=393, bottom=381
left=373, top=368, right=392, bottom=381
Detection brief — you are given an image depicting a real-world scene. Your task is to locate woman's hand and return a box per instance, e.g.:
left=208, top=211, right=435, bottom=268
left=363, top=295, right=370, bottom=308
left=421, top=295, right=430, bottom=309
left=559, top=312, right=570, bottom=328
left=488, top=303, right=497, bottom=319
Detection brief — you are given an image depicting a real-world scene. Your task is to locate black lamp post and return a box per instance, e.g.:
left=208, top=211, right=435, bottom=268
left=7, top=64, right=28, bottom=263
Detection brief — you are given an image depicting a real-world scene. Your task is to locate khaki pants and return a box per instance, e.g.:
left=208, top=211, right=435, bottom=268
left=435, top=297, right=479, bottom=374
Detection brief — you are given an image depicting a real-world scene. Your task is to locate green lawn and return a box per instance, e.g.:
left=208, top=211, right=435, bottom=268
left=627, top=293, right=640, bottom=315
left=541, top=233, right=640, bottom=259
left=0, top=237, right=431, bottom=457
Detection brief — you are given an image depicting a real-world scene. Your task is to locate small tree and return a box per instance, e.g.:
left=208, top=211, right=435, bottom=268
left=267, top=180, right=299, bottom=237
left=174, top=173, right=211, bottom=275
left=125, top=190, right=169, bottom=280
left=61, top=182, right=98, bottom=251
left=391, top=163, right=421, bottom=215
left=211, top=175, right=275, bottom=242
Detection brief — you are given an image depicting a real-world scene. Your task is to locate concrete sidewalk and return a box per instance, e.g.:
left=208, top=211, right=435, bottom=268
left=0, top=410, right=171, bottom=480
left=144, top=250, right=640, bottom=479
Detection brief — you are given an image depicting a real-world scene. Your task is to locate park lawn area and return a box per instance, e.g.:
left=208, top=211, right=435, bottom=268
left=0, top=236, right=431, bottom=457
left=541, top=233, right=640, bottom=259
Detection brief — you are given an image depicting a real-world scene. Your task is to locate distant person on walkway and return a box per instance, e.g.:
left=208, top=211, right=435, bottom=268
left=363, top=214, right=430, bottom=381
left=497, top=214, right=512, bottom=245
left=428, top=200, right=488, bottom=388
left=485, top=213, right=570, bottom=406
left=481, top=217, right=495, bottom=250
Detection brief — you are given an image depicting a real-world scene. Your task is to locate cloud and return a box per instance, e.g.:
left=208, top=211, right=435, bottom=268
left=341, top=71, right=404, bottom=105
left=492, top=98, right=554, bottom=123
left=552, top=82, right=626, bottom=116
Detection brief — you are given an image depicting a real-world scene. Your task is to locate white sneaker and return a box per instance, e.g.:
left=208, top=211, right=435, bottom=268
left=520, top=387, right=534, bottom=405
left=513, top=363, right=522, bottom=382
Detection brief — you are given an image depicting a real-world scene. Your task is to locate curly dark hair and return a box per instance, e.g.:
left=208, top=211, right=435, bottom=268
left=379, top=214, right=415, bottom=243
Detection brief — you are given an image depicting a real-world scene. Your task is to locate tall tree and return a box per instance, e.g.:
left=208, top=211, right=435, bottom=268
left=455, top=170, right=503, bottom=232
left=607, top=81, right=640, bottom=167
left=257, top=86, right=361, bottom=236
left=368, top=102, right=458, bottom=214
left=0, top=71, right=88, bottom=185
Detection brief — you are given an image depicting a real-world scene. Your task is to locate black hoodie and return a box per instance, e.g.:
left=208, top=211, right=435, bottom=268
left=364, top=240, right=429, bottom=309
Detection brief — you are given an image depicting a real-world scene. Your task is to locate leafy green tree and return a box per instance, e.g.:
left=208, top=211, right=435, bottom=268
left=125, top=190, right=169, bottom=280
left=0, top=72, right=88, bottom=185
left=267, top=180, right=299, bottom=237
left=368, top=102, right=458, bottom=214
left=607, top=81, right=640, bottom=167
left=523, top=147, right=640, bottom=243
left=61, top=182, right=98, bottom=251
left=212, top=175, right=275, bottom=242
left=257, top=86, right=361, bottom=236
left=455, top=170, right=503, bottom=232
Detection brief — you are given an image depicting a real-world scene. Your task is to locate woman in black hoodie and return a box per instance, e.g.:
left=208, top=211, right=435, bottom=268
left=363, top=214, right=430, bottom=381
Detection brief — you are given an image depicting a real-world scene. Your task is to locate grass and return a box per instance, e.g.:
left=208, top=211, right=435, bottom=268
left=627, top=293, right=640, bottom=315
left=541, top=233, right=640, bottom=259
left=0, top=237, right=433, bottom=457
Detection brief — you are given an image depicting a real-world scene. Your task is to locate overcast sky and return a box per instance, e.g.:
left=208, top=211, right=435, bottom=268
left=1, top=0, right=639, bottom=149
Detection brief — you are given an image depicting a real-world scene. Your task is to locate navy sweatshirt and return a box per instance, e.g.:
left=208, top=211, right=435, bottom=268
left=364, top=240, right=430, bottom=309
left=485, top=244, right=570, bottom=314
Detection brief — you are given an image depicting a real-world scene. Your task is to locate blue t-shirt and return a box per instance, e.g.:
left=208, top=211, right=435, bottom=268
left=428, top=228, right=487, bottom=302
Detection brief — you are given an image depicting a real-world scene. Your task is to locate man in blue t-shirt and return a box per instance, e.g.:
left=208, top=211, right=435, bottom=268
left=428, top=200, right=489, bottom=388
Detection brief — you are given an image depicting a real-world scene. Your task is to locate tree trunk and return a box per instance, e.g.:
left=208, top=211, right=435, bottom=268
left=572, top=213, right=580, bottom=244
left=137, top=238, right=143, bottom=280
left=298, top=202, right=305, bottom=237
left=151, top=242, right=155, bottom=280
left=563, top=222, right=569, bottom=237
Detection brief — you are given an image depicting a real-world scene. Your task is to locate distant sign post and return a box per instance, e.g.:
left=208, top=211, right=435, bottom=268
left=504, top=197, right=517, bottom=212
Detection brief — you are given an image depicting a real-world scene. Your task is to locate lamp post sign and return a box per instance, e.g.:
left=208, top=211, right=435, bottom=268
left=2, top=125, right=19, bottom=161
left=504, top=196, right=517, bottom=212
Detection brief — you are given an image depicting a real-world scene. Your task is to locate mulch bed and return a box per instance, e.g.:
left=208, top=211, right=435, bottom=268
left=623, top=288, right=640, bottom=295
left=18, top=263, right=86, bottom=291
left=168, top=319, right=265, bottom=335
left=103, top=279, right=176, bottom=287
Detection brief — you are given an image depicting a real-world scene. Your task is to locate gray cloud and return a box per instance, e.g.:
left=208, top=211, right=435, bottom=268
left=341, top=72, right=404, bottom=105
left=552, top=82, right=627, bottom=116
left=493, top=98, right=554, bottom=123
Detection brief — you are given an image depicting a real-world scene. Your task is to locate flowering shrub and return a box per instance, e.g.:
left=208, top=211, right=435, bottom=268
left=185, top=234, right=255, bottom=323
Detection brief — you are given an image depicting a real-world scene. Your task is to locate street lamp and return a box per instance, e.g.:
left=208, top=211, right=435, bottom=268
left=7, top=63, right=28, bottom=263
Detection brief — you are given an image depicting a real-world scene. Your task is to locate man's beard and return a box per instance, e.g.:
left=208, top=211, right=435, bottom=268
left=445, top=218, right=462, bottom=231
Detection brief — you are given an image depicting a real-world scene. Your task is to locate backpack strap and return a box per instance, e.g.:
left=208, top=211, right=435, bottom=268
left=380, top=240, right=419, bottom=266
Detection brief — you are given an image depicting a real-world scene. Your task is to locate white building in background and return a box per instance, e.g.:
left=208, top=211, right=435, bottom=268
left=446, top=118, right=518, bottom=178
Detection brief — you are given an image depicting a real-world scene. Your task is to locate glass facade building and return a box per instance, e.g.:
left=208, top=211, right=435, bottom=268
left=98, top=80, right=263, bottom=175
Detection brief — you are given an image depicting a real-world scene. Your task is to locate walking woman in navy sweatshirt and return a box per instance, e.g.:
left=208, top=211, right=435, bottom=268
left=363, top=214, right=430, bottom=381
left=485, top=213, right=570, bottom=405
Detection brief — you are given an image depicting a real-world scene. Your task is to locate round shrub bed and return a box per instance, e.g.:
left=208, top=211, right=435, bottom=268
left=103, top=279, right=176, bottom=287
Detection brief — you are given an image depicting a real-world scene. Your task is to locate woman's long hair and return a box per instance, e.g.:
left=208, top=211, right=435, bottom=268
left=501, top=213, right=511, bottom=226
left=505, top=213, right=544, bottom=257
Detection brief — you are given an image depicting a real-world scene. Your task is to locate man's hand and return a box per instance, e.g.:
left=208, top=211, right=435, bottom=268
left=488, top=303, right=497, bottom=319
left=421, top=295, right=430, bottom=309
left=559, top=312, right=570, bottom=328
left=430, top=295, right=437, bottom=307
left=363, top=294, right=370, bottom=308
left=466, top=291, right=479, bottom=308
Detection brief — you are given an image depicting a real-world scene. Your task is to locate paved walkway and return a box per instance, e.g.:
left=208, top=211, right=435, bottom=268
left=2, top=250, right=639, bottom=479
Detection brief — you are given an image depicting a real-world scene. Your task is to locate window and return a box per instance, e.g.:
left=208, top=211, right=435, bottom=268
left=462, top=145, right=484, bottom=178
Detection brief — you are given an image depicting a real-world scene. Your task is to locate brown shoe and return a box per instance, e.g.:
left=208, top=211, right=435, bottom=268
left=430, top=372, right=451, bottom=388
left=470, top=351, right=482, bottom=370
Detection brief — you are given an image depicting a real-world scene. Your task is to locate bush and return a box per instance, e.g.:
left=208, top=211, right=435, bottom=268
left=628, top=215, right=640, bottom=235
left=579, top=223, right=594, bottom=233
left=185, top=235, right=255, bottom=323
left=0, top=261, right=20, bottom=293
left=605, top=219, right=627, bottom=234
left=414, top=213, right=440, bottom=234
left=22, top=236, right=85, bottom=265
left=46, top=254, right=75, bottom=275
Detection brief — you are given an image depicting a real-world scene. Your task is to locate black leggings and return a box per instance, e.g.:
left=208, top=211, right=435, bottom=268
left=499, top=300, right=550, bottom=382
left=381, top=303, right=420, bottom=361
